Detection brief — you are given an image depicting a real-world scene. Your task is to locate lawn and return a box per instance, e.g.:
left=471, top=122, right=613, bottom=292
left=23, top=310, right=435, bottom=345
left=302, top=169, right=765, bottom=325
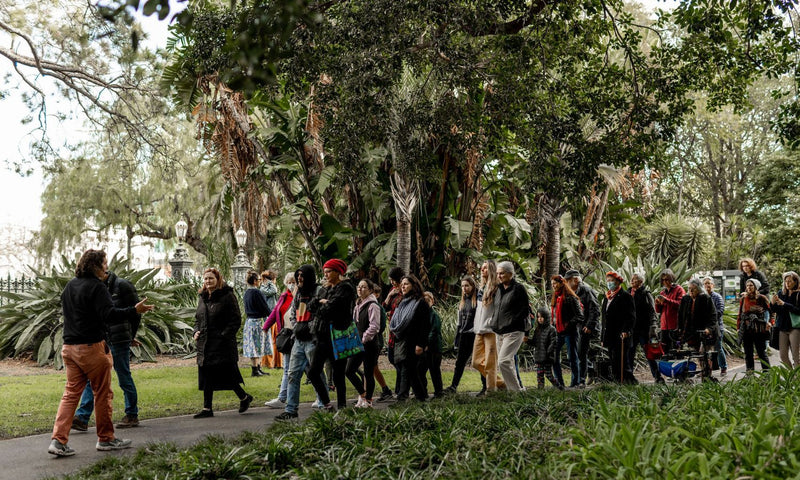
left=0, top=361, right=540, bottom=439
left=48, top=368, right=800, bottom=480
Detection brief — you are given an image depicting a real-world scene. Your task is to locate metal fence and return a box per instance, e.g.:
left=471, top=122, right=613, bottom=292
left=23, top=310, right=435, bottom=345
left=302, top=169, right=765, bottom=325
left=0, top=275, right=36, bottom=306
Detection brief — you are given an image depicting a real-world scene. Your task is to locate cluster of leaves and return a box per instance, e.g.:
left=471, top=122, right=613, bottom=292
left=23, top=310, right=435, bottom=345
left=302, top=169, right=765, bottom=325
left=61, top=369, right=800, bottom=479
left=0, top=256, right=197, bottom=368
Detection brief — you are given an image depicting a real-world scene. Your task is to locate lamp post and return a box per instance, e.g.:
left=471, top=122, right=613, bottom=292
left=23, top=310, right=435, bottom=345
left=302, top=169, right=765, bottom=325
left=231, top=227, right=252, bottom=289
left=169, top=220, right=194, bottom=281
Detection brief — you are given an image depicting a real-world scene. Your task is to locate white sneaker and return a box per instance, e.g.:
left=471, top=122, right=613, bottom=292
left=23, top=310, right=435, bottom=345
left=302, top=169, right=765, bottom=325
left=311, top=399, right=324, bottom=409
left=264, top=398, right=286, bottom=408
left=354, top=397, right=372, bottom=409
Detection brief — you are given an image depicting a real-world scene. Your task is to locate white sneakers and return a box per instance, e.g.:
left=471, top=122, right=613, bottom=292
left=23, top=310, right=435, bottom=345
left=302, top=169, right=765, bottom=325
left=354, top=396, right=372, bottom=409
left=264, top=398, right=286, bottom=408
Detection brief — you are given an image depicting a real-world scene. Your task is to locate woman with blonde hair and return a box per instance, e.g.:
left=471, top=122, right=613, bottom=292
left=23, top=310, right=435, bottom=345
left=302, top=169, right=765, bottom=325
left=771, top=272, right=800, bottom=368
left=471, top=260, right=504, bottom=394
left=445, top=274, right=484, bottom=394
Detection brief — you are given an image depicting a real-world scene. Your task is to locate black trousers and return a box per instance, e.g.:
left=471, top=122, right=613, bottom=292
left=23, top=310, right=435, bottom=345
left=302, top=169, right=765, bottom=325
left=418, top=350, right=443, bottom=396
left=396, top=354, right=427, bottom=400
left=451, top=332, right=475, bottom=388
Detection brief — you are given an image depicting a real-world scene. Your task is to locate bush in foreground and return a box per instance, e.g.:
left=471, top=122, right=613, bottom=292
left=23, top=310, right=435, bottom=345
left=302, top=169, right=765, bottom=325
left=59, top=369, right=800, bottom=479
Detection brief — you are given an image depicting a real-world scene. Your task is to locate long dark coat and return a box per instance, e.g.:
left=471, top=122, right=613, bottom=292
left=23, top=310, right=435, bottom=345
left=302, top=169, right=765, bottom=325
left=601, top=289, right=636, bottom=350
left=194, top=285, right=242, bottom=367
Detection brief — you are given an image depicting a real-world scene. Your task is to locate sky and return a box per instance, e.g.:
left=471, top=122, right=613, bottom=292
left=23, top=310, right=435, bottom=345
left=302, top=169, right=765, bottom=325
left=0, top=0, right=677, bottom=234
left=0, top=10, right=174, bottom=231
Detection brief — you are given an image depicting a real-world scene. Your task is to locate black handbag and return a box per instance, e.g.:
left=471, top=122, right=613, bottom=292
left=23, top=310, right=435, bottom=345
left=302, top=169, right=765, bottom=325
left=275, top=328, right=294, bottom=354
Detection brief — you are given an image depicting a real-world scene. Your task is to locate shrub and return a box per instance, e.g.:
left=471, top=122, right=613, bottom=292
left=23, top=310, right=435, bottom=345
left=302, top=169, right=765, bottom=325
left=0, top=256, right=197, bottom=368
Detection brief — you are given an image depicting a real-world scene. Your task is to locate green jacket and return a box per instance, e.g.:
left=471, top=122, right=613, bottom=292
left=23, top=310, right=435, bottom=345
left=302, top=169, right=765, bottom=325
left=428, top=309, right=443, bottom=353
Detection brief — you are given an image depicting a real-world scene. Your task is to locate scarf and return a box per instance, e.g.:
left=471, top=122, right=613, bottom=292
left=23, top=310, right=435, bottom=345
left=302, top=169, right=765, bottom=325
left=553, top=294, right=565, bottom=333
left=605, top=286, right=622, bottom=301
left=389, top=297, right=421, bottom=337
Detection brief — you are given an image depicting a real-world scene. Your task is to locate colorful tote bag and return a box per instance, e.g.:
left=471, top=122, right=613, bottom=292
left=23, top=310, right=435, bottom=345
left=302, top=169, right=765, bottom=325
left=330, top=322, right=365, bottom=360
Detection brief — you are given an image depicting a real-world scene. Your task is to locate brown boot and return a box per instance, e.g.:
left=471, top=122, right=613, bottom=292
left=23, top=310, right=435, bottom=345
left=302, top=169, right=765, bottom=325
left=116, top=415, right=139, bottom=428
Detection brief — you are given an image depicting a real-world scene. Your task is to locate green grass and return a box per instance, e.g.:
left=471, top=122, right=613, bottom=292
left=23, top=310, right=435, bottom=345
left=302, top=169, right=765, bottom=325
left=0, top=363, right=540, bottom=439
left=47, top=368, right=800, bottom=479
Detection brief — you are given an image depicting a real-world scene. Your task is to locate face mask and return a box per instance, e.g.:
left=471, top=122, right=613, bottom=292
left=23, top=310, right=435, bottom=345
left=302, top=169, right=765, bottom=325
left=607, top=281, right=617, bottom=291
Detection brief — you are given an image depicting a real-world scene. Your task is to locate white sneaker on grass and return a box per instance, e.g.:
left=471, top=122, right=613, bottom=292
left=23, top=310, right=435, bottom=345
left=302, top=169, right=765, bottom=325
left=264, top=397, right=286, bottom=408
left=311, top=399, right=324, bottom=409
left=96, top=438, right=132, bottom=451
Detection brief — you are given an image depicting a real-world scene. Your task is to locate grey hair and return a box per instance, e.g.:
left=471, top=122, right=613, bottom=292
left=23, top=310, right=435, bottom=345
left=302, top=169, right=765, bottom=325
left=688, top=278, right=703, bottom=290
left=702, top=276, right=715, bottom=285
left=283, top=272, right=296, bottom=285
left=497, top=261, right=515, bottom=277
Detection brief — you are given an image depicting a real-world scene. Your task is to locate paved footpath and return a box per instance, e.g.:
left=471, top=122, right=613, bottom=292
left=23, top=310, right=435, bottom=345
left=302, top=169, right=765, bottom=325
left=0, top=401, right=374, bottom=480
left=0, top=352, right=778, bottom=480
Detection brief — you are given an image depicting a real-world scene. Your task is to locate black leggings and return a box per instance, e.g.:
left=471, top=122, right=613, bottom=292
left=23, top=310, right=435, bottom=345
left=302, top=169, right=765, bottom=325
left=203, top=384, right=246, bottom=409
left=348, top=341, right=379, bottom=400
left=309, top=341, right=365, bottom=407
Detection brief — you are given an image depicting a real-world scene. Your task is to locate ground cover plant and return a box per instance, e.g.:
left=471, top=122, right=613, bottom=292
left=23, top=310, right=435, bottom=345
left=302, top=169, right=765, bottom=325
left=0, top=363, right=531, bottom=439
left=47, top=368, right=800, bottom=479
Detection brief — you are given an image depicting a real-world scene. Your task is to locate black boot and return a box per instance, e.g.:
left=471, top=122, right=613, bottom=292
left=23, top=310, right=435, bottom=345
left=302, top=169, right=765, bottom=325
left=251, top=366, right=262, bottom=377
left=257, top=366, right=269, bottom=376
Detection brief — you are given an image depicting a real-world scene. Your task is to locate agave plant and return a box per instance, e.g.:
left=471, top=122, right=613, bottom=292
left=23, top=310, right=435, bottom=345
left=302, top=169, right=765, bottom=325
left=0, top=256, right=197, bottom=368
left=640, top=213, right=712, bottom=267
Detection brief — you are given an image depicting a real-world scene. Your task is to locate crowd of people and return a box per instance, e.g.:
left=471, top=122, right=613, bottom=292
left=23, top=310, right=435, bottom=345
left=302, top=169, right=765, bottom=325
left=48, top=249, right=800, bottom=456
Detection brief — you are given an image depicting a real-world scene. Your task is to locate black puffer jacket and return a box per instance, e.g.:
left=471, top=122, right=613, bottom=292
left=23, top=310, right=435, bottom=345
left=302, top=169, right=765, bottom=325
left=528, top=323, right=558, bottom=364
left=194, top=285, right=241, bottom=367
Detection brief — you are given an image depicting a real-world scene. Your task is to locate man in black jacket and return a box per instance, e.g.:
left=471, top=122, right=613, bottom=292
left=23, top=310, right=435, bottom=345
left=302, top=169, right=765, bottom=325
left=73, top=271, right=143, bottom=431
left=565, top=270, right=599, bottom=387
left=495, top=261, right=530, bottom=391
left=49, top=249, right=153, bottom=457
left=678, top=278, right=718, bottom=380
left=629, top=273, right=664, bottom=383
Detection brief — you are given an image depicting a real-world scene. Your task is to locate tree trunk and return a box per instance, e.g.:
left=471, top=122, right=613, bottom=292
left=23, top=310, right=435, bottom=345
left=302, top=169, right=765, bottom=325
left=538, top=193, right=564, bottom=282
left=396, top=215, right=412, bottom=274
left=390, top=172, right=419, bottom=275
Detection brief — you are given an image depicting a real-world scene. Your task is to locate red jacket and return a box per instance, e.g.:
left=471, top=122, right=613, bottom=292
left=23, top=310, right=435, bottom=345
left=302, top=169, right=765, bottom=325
left=655, top=284, right=685, bottom=331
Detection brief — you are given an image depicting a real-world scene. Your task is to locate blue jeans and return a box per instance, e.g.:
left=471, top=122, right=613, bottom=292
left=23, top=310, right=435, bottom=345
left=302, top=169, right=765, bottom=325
left=277, top=350, right=291, bottom=402
left=552, top=332, right=579, bottom=387
left=284, top=339, right=325, bottom=414
left=76, top=341, right=137, bottom=421
left=716, top=332, right=728, bottom=370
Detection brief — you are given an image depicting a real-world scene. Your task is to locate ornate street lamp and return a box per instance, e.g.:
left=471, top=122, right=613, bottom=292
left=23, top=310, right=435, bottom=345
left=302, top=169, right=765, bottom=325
left=231, top=227, right=252, bottom=289
left=169, top=219, right=194, bottom=281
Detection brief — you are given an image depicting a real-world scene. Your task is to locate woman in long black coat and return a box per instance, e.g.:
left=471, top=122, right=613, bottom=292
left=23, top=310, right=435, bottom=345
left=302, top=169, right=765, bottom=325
left=389, top=274, right=431, bottom=401
left=601, top=271, right=637, bottom=384
left=193, top=268, right=253, bottom=418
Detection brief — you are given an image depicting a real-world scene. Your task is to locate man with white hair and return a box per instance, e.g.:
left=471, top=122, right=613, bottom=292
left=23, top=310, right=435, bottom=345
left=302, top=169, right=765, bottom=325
left=677, top=277, right=718, bottom=380
left=493, top=261, right=530, bottom=391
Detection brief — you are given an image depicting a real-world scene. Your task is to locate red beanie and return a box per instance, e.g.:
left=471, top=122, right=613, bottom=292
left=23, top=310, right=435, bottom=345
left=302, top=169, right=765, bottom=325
left=606, top=271, right=625, bottom=284
left=323, top=258, right=347, bottom=275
